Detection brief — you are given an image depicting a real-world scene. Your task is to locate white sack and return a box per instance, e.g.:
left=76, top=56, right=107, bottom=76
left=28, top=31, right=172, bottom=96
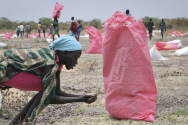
left=167, top=39, right=183, bottom=49
left=174, top=47, right=188, bottom=56
left=80, top=35, right=89, bottom=38
left=0, top=42, right=7, bottom=48
left=150, top=45, right=168, bottom=61
left=171, top=34, right=176, bottom=37
left=11, top=35, right=17, bottom=38
left=46, top=39, right=53, bottom=43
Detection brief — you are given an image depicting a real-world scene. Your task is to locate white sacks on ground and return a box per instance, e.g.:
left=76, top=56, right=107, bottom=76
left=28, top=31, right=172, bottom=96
left=103, top=11, right=157, bottom=122
left=150, top=45, right=168, bottom=61
left=174, top=47, right=188, bottom=56
left=46, top=39, right=53, bottom=43
left=0, top=42, right=7, bottom=48
left=11, top=35, right=17, bottom=38
left=166, top=39, right=182, bottom=49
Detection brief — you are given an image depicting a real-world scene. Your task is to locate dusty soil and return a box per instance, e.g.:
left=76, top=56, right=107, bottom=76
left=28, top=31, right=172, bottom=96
left=0, top=34, right=188, bottom=125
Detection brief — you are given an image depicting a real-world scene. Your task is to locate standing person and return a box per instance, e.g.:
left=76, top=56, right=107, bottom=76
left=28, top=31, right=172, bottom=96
left=125, top=9, right=132, bottom=16
left=147, top=18, right=154, bottom=40
left=37, top=22, right=41, bottom=38
left=0, top=35, right=97, bottom=124
left=67, top=17, right=78, bottom=40
left=19, top=24, right=24, bottom=38
left=42, top=24, right=47, bottom=37
left=77, top=20, right=83, bottom=41
left=16, top=25, right=20, bottom=38
left=53, top=17, right=60, bottom=41
left=49, top=24, right=53, bottom=36
left=158, top=19, right=166, bottom=39
left=25, top=23, right=32, bottom=39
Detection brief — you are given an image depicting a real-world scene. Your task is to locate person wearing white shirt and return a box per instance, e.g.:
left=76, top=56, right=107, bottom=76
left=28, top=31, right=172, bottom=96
left=19, top=24, right=24, bottom=38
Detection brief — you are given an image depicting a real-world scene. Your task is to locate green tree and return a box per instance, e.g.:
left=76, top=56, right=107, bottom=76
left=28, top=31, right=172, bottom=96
left=0, top=17, right=10, bottom=22
left=90, top=19, right=102, bottom=29
left=39, top=17, right=53, bottom=29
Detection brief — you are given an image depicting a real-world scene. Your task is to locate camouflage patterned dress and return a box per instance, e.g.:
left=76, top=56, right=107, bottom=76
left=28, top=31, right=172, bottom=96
left=0, top=47, right=59, bottom=124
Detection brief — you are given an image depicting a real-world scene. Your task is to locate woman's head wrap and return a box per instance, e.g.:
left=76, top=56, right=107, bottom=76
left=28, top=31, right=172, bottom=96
left=49, top=35, right=82, bottom=51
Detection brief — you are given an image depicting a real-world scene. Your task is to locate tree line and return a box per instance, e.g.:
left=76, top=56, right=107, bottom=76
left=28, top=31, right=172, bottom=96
left=0, top=17, right=103, bottom=31
left=0, top=16, right=188, bottom=31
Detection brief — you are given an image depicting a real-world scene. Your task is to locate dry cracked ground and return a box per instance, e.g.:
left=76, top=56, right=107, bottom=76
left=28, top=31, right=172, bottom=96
left=0, top=34, right=188, bottom=125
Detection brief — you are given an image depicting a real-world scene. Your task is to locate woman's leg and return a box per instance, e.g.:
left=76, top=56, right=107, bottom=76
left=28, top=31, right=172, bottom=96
left=43, top=30, right=45, bottom=37
left=53, top=34, right=55, bottom=41
left=39, top=30, right=41, bottom=38
left=10, top=94, right=38, bottom=124
left=21, top=91, right=43, bottom=123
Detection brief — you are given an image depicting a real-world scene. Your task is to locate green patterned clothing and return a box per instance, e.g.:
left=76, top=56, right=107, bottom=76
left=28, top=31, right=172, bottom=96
left=0, top=47, right=59, bottom=124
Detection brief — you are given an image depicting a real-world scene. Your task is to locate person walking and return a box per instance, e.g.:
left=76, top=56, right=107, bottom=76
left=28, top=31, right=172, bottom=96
left=53, top=17, right=60, bottom=41
left=147, top=18, right=154, bottom=40
left=42, top=24, right=47, bottom=37
left=16, top=25, right=20, bottom=38
left=77, top=20, right=83, bottom=41
left=37, top=22, right=41, bottom=38
left=19, top=24, right=24, bottom=38
left=25, top=23, right=32, bottom=39
left=67, top=17, right=78, bottom=40
left=158, top=19, right=166, bottom=39
left=49, top=24, right=53, bottom=36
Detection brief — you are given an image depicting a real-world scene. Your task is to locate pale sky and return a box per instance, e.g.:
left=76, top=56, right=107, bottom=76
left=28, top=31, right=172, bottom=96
left=0, top=0, right=187, bottom=22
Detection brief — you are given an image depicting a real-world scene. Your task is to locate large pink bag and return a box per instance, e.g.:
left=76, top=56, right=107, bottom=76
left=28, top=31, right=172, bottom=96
left=52, top=2, right=64, bottom=18
left=103, top=11, right=157, bottom=122
left=85, top=26, right=102, bottom=54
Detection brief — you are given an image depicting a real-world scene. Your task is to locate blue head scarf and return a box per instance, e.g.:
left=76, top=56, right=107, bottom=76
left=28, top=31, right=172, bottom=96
left=49, top=35, right=82, bottom=51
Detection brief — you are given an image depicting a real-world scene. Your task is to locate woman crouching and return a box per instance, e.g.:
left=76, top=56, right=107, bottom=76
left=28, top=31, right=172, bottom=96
left=0, top=35, right=97, bottom=124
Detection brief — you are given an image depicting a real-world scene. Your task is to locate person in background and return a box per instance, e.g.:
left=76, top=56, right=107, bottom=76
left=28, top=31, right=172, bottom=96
left=147, top=18, right=154, bottom=40
left=158, top=19, right=166, bottom=39
left=37, top=22, right=41, bottom=38
left=67, top=17, right=78, bottom=41
left=49, top=24, right=53, bottom=36
left=77, top=20, right=83, bottom=42
left=53, top=16, right=60, bottom=41
left=25, top=23, right=32, bottom=39
left=19, top=24, right=24, bottom=38
left=16, top=25, right=20, bottom=38
left=42, top=24, right=47, bottom=38
left=125, top=9, right=132, bottom=16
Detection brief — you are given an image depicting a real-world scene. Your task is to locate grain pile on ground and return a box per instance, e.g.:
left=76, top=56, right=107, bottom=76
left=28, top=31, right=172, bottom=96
left=0, top=35, right=188, bottom=124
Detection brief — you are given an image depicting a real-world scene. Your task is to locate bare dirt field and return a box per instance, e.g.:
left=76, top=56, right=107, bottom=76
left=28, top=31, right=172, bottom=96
left=0, top=34, right=188, bottom=125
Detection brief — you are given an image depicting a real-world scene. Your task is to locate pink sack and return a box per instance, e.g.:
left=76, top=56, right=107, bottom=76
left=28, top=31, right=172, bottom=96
left=60, top=33, right=65, bottom=36
left=5, top=32, right=10, bottom=40
left=103, top=11, right=157, bottom=122
left=85, top=26, right=102, bottom=54
left=52, top=2, right=64, bottom=18
left=155, top=42, right=178, bottom=50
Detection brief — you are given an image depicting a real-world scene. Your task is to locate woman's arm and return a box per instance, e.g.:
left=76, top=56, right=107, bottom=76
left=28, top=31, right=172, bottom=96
left=21, top=65, right=54, bottom=123
left=55, top=71, right=81, bottom=97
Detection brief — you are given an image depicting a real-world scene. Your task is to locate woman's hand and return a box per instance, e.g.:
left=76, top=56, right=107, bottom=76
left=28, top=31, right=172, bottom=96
left=81, top=94, right=97, bottom=104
